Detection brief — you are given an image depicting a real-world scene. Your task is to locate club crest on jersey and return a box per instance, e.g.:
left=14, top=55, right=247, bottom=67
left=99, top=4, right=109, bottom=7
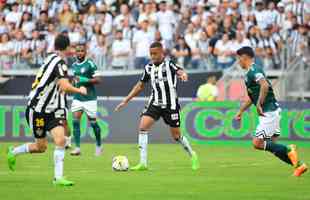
left=36, top=128, right=43, bottom=136
left=81, top=68, right=86, bottom=73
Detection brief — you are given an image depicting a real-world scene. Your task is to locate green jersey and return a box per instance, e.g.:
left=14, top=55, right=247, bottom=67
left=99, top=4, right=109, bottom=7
left=73, top=58, right=99, bottom=101
left=244, top=63, right=279, bottom=112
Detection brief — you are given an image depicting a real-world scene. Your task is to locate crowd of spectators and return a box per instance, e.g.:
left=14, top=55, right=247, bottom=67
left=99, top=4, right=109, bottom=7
left=0, top=0, right=309, bottom=71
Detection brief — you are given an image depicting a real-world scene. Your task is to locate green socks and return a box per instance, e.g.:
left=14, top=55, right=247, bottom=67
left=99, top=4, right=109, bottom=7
left=73, top=120, right=81, bottom=148
left=91, top=122, right=101, bottom=147
left=265, top=140, right=292, bottom=165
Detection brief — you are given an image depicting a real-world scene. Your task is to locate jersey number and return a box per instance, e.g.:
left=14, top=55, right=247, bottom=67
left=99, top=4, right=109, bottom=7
left=35, top=118, right=45, bottom=127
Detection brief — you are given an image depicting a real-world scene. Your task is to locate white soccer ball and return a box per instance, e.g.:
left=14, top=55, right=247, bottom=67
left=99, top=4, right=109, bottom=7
left=112, top=155, right=129, bottom=171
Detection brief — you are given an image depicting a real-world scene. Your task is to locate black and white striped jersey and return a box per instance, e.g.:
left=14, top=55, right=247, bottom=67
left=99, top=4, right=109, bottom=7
left=140, top=59, right=182, bottom=110
left=28, top=53, right=68, bottom=113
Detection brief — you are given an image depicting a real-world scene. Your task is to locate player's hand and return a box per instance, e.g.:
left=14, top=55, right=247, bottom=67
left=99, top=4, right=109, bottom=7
left=234, top=111, right=243, bottom=121
left=114, top=101, right=128, bottom=112
left=79, top=86, right=87, bottom=95
left=256, top=104, right=265, bottom=117
left=179, top=71, right=188, bottom=82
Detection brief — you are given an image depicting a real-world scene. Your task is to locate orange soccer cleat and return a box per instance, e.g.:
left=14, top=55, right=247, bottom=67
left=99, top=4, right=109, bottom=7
left=294, top=163, right=308, bottom=177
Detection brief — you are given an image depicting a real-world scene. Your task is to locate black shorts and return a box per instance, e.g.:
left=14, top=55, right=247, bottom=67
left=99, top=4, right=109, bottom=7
left=25, top=107, right=67, bottom=139
left=141, top=104, right=180, bottom=127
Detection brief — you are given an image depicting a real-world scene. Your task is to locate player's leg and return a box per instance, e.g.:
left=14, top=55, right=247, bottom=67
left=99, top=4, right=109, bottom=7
left=131, top=105, right=160, bottom=171
left=71, top=99, right=83, bottom=155
left=70, top=110, right=83, bottom=155
left=89, top=117, right=102, bottom=156
left=130, top=115, right=156, bottom=171
left=64, top=120, right=72, bottom=149
left=85, top=100, right=102, bottom=156
left=7, top=107, right=48, bottom=171
left=50, top=125, right=74, bottom=186
left=7, top=138, right=48, bottom=171
left=169, top=127, right=199, bottom=170
left=164, top=108, right=199, bottom=170
left=254, top=109, right=307, bottom=176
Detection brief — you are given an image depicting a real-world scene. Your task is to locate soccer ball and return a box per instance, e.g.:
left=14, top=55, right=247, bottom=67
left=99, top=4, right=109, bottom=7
left=112, top=155, right=129, bottom=171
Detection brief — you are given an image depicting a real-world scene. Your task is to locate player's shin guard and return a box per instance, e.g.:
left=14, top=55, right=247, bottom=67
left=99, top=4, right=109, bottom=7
left=73, top=119, right=81, bottom=148
left=265, top=140, right=292, bottom=165
left=90, top=121, right=101, bottom=147
left=54, top=146, right=65, bottom=180
left=138, top=131, right=148, bottom=166
left=176, top=135, right=193, bottom=157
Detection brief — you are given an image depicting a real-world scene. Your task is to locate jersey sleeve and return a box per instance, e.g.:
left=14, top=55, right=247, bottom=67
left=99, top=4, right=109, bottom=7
left=89, top=59, right=100, bottom=77
left=169, top=60, right=182, bottom=73
left=140, top=65, right=150, bottom=83
left=54, top=60, right=68, bottom=78
left=252, top=68, right=265, bottom=83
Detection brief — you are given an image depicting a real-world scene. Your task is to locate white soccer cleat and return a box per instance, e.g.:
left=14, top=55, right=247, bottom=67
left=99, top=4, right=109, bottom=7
left=65, top=136, right=72, bottom=149
left=70, top=148, right=81, bottom=156
left=95, top=146, right=103, bottom=156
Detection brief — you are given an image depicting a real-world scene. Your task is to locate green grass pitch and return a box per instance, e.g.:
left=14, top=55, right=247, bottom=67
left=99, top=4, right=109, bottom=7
left=0, top=142, right=309, bottom=200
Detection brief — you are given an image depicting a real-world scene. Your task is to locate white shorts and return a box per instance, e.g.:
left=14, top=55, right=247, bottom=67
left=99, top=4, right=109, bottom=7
left=255, top=108, right=281, bottom=139
left=71, top=99, right=97, bottom=119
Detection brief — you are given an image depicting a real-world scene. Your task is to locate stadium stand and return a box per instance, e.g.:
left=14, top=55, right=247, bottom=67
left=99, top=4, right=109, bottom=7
left=0, top=0, right=309, bottom=99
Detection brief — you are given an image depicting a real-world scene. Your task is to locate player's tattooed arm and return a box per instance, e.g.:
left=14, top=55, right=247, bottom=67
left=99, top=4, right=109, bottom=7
left=235, top=98, right=252, bottom=121
left=58, top=78, right=87, bottom=95
left=114, top=81, right=145, bottom=112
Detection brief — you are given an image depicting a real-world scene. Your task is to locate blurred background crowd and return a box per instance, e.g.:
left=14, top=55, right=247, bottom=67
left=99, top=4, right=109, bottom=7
left=0, top=0, right=309, bottom=71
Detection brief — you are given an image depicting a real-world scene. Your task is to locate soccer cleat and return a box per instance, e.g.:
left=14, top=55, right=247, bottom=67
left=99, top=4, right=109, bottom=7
left=130, top=163, right=148, bottom=171
left=53, top=178, right=74, bottom=186
left=65, top=137, right=72, bottom=150
left=294, top=163, right=308, bottom=177
left=191, top=151, right=200, bottom=170
left=70, top=148, right=81, bottom=156
left=95, top=146, right=103, bottom=156
left=287, top=144, right=298, bottom=167
left=7, top=146, right=16, bottom=171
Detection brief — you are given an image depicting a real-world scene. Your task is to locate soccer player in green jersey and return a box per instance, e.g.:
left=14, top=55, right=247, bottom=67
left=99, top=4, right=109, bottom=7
left=70, top=43, right=102, bottom=156
left=235, top=46, right=307, bottom=177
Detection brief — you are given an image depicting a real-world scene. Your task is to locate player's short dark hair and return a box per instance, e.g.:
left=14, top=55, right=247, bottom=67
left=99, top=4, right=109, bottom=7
left=54, top=34, right=70, bottom=51
left=149, top=41, right=163, bottom=49
left=236, top=46, right=255, bottom=58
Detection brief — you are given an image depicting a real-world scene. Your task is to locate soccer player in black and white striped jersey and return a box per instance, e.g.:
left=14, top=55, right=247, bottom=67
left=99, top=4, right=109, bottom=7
left=7, top=34, right=87, bottom=186
left=115, top=42, right=199, bottom=171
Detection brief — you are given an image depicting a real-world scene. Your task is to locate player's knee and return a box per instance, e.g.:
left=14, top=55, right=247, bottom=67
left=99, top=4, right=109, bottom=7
left=54, top=137, right=66, bottom=147
left=174, top=137, right=180, bottom=142
left=37, top=143, right=47, bottom=153
left=252, top=139, right=264, bottom=150
left=173, top=134, right=180, bottom=141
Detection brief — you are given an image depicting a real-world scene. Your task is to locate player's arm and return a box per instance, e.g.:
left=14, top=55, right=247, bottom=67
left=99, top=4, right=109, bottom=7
left=55, top=62, right=87, bottom=95
left=76, top=76, right=101, bottom=85
left=257, top=78, right=269, bottom=116
left=235, top=98, right=252, bottom=120
left=114, top=81, right=145, bottom=112
left=115, top=67, right=150, bottom=112
left=58, top=78, right=87, bottom=95
left=176, top=69, right=188, bottom=82
left=77, top=60, right=101, bottom=85
left=170, top=61, right=188, bottom=81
